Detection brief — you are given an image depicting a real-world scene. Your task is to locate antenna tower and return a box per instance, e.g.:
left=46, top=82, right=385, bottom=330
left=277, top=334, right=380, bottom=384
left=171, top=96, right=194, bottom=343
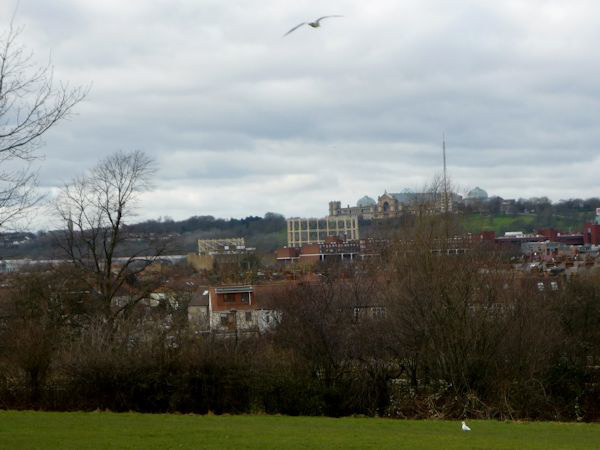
left=442, top=133, right=448, bottom=213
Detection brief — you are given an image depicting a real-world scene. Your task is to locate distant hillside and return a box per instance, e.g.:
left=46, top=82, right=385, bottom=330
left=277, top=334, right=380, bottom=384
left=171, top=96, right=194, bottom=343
left=2, top=200, right=598, bottom=260
left=125, top=212, right=288, bottom=254
left=461, top=211, right=596, bottom=235
left=0, top=213, right=288, bottom=259
left=459, top=197, right=599, bottom=234
left=358, top=209, right=598, bottom=240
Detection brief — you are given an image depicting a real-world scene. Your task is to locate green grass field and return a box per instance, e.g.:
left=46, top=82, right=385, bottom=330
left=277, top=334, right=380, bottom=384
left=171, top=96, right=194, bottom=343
left=462, top=213, right=537, bottom=233
left=1, top=412, right=600, bottom=449
left=461, top=212, right=594, bottom=234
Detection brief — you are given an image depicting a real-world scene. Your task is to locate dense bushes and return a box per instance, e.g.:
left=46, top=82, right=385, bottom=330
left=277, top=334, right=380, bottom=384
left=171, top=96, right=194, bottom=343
left=1, top=248, right=600, bottom=420
left=0, top=317, right=404, bottom=416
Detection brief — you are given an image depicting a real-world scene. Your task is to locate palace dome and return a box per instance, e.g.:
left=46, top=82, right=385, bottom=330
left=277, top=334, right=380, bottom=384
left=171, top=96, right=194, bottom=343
left=467, top=187, right=488, bottom=199
left=357, top=196, right=376, bottom=207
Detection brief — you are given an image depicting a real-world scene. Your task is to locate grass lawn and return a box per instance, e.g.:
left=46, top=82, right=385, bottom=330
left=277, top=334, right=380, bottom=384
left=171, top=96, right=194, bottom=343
left=1, top=412, right=600, bottom=449
left=462, top=213, right=537, bottom=233
left=461, top=212, right=594, bottom=234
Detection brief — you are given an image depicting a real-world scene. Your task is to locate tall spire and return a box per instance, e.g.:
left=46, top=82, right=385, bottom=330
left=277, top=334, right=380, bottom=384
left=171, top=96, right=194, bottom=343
left=442, top=133, right=447, bottom=192
left=442, top=133, right=448, bottom=213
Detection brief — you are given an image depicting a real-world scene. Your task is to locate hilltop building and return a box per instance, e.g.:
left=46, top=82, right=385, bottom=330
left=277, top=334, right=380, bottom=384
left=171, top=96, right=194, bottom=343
left=467, top=186, right=488, bottom=200
left=329, top=190, right=463, bottom=220
left=357, top=196, right=376, bottom=207
left=329, top=199, right=376, bottom=219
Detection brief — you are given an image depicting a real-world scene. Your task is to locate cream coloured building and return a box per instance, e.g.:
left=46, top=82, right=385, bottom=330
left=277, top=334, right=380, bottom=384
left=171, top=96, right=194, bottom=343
left=287, top=216, right=359, bottom=247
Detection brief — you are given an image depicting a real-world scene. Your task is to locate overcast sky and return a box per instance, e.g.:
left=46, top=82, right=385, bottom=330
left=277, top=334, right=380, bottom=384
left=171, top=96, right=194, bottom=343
left=2, top=0, right=600, bottom=227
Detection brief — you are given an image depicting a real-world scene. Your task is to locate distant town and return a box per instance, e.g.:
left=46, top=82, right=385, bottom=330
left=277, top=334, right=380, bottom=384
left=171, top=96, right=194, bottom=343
left=2, top=186, right=600, bottom=338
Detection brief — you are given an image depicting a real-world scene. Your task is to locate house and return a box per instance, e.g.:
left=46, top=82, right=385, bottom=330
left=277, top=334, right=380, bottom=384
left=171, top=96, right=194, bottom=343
left=203, top=283, right=288, bottom=336
left=187, top=287, right=210, bottom=333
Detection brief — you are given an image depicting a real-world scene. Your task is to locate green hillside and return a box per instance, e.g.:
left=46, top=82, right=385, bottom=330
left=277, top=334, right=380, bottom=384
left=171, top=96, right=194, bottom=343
left=461, top=212, right=594, bottom=235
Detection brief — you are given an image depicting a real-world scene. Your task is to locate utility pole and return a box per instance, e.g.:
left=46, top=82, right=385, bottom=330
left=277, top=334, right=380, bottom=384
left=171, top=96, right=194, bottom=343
left=442, top=133, right=450, bottom=240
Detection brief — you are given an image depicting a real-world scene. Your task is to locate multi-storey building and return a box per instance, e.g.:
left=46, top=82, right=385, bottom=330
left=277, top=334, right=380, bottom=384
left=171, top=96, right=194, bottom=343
left=286, top=216, right=359, bottom=247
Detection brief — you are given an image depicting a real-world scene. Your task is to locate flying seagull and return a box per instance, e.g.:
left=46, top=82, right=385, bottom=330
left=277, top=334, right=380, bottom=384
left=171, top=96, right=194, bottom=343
left=283, top=15, right=343, bottom=37
left=461, top=421, right=471, bottom=432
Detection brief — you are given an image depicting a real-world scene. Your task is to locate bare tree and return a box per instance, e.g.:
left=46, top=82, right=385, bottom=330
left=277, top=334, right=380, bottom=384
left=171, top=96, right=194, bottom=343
left=0, top=19, right=86, bottom=229
left=54, top=150, right=160, bottom=321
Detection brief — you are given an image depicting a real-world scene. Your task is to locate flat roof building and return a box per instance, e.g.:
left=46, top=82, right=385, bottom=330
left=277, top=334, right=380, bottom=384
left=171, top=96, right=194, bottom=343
left=287, top=216, right=359, bottom=247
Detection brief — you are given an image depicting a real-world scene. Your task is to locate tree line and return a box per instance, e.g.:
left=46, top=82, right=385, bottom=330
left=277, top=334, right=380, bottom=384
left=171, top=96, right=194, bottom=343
left=127, top=213, right=286, bottom=236
left=459, top=196, right=600, bottom=219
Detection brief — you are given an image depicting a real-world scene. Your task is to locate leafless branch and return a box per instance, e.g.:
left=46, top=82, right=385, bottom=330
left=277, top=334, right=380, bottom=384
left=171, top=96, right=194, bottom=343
left=0, top=18, right=87, bottom=230
left=53, top=150, right=158, bottom=322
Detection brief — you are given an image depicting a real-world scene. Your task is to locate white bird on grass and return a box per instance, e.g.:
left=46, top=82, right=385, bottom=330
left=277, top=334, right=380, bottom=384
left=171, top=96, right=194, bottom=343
left=461, top=421, right=471, bottom=432
left=283, top=15, right=343, bottom=37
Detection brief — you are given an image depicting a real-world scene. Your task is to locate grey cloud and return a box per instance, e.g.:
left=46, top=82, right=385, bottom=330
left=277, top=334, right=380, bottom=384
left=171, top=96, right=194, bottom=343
left=3, top=0, right=600, bottom=226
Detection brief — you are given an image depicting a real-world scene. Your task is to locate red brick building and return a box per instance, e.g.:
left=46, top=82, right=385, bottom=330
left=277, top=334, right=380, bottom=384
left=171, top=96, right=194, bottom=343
left=203, top=283, right=294, bottom=336
left=583, top=223, right=600, bottom=246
